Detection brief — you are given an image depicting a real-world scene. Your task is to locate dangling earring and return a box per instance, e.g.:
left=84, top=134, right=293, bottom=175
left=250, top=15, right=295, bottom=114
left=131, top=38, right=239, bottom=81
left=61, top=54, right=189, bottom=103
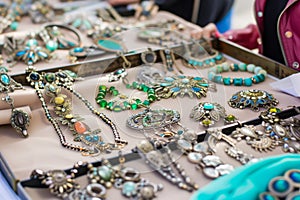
left=0, top=68, right=30, bottom=137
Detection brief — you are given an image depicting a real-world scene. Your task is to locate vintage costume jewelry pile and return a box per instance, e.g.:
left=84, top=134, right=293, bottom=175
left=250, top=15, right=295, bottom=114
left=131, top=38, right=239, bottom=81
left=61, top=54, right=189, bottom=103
left=26, top=67, right=127, bottom=154
left=208, top=63, right=267, bottom=86
left=228, top=89, right=279, bottom=111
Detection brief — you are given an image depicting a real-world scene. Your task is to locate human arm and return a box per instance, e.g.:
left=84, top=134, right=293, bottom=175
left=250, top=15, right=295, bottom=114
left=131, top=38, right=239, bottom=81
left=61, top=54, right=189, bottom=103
left=191, top=23, right=261, bottom=50
left=107, top=0, right=139, bottom=6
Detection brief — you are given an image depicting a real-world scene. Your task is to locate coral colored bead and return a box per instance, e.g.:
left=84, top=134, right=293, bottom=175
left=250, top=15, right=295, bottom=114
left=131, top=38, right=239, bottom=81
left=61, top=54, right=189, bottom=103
left=74, top=121, right=87, bottom=134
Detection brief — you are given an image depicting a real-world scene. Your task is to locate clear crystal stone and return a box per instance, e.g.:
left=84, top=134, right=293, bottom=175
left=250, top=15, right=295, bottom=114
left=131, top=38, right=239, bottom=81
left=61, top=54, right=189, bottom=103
left=201, top=155, right=222, bottom=167
left=187, top=152, right=203, bottom=163
left=203, top=167, right=219, bottom=179
left=215, top=164, right=234, bottom=176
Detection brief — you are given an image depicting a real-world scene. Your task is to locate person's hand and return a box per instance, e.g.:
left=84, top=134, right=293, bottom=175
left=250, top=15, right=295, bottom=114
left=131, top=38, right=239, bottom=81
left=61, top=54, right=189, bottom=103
left=108, top=0, right=139, bottom=6
left=190, top=23, right=220, bottom=40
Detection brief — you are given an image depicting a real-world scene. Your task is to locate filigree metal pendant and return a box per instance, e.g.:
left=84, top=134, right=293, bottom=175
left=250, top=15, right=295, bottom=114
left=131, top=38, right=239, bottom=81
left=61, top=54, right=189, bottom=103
left=228, top=89, right=279, bottom=111
left=127, top=108, right=180, bottom=130
left=154, top=75, right=215, bottom=99
left=10, top=109, right=30, bottom=137
left=231, top=125, right=278, bottom=152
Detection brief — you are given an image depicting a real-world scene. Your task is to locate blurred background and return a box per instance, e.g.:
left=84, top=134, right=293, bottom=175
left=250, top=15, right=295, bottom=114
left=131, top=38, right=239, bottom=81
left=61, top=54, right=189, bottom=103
left=232, top=0, right=255, bottom=29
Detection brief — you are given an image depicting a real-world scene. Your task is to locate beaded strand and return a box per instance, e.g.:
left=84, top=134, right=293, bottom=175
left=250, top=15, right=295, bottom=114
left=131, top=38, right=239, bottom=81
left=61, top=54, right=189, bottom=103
left=96, top=82, right=157, bottom=112
left=27, top=71, right=89, bottom=152
left=208, top=63, right=267, bottom=86
left=57, top=80, right=128, bottom=146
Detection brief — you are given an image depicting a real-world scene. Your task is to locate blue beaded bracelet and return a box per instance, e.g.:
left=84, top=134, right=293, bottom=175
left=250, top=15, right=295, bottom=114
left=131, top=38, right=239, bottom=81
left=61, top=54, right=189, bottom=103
left=207, top=63, right=267, bottom=86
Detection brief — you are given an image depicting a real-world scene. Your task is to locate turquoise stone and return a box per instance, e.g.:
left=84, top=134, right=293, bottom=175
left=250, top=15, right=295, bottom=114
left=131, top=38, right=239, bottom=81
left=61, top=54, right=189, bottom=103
left=122, top=181, right=137, bottom=197
left=233, top=78, right=243, bottom=86
left=193, top=77, right=202, bottom=81
left=222, top=64, right=230, bottom=72
left=239, top=63, right=247, bottom=71
left=289, top=171, right=300, bottom=183
left=188, top=60, right=194, bottom=65
left=205, top=59, right=211, bottom=65
left=10, top=21, right=18, bottom=31
left=1, top=74, right=10, bottom=85
left=215, top=54, right=223, bottom=60
left=261, top=194, right=276, bottom=200
left=223, top=77, right=231, bottom=85
left=272, top=179, right=289, bottom=193
left=46, top=40, right=58, bottom=52
left=26, top=39, right=38, bottom=47
left=182, top=78, right=190, bottom=84
left=245, top=99, right=254, bottom=106
left=37, top=51, right=48, bottom=58
left=83, top=20, right=92, bottom=29
left=253, top=75, right=261, bottom=83
left=243, top=77, right=253, bottom=86
left=232, top=63, right=239, bottom=71
left=97, top=39, right=123, bottom=51
left=291, top=195, right=300, bottom=200
left=164, top=77, right=174, bottom=82
left=204, top=103, right=214, bottom=110
left=64, top=70, right=77, bottom=78
left=178, top=75, right=186, bottom=79
left=257, top=74, right=265, bottom=82
left=208, top=71, right=216, bottom=81
left=171, top=87, right=180, bottom=92
left=198, top=83, right=209, bottom=87
left=247, top=64, right=255, bottom=72
left=98, top=166, right=112, bottom=181
left=210, top=67, right=218, bottom=73
left=192, top=87, right=201, bottom=92
left=48, top=85, right=56, bottom=92
left=73, top=47, right=84, bottom=53
left=254, top=66, right=263, bottom=74
left=16, top=50, right=26, bottom=57
left=160, top=82, right=172, bottom=87
left=72, top=18, right=82, bottom=28
left=214, top=75, right=223, bottom=83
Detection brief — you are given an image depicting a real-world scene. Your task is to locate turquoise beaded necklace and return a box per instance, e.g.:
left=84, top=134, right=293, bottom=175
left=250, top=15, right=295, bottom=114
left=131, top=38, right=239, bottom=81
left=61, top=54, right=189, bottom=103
left=96, top=82, right=157, bottom=112
left=208, top=63, right=267, bottom=86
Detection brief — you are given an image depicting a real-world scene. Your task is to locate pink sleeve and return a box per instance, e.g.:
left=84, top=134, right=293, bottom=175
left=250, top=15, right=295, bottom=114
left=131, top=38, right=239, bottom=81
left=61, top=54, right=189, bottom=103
left=222, top=24, right=261, bottom=50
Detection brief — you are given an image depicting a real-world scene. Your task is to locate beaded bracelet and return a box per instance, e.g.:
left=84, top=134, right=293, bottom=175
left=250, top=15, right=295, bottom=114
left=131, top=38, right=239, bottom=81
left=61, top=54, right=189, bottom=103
left=208, top=63, right=267, bottom=86
left=96, top=82, right=157, bottom=112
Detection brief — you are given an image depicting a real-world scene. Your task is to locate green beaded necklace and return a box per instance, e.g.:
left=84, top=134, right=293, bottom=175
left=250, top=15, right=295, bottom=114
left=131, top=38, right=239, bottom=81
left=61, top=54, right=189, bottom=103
left=96, top=82, right=157, bottom=112
left=208, top=63, right=267, bottom=86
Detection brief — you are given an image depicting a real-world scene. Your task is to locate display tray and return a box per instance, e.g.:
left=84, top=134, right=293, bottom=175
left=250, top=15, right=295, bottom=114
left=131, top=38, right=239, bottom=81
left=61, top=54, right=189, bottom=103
left=0, top=11, right=299, bottom=200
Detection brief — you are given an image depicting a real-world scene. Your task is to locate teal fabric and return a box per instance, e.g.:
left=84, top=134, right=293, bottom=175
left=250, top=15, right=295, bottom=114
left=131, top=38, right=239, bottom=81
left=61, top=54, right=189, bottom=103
left=190, top=154, right=300, bottom=200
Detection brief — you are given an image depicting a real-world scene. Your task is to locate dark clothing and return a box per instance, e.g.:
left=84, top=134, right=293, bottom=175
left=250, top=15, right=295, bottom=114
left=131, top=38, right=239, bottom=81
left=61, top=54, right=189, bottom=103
left=155, top=0, right=234, bottom=26
left=262, top=0, right=288, bottom=64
